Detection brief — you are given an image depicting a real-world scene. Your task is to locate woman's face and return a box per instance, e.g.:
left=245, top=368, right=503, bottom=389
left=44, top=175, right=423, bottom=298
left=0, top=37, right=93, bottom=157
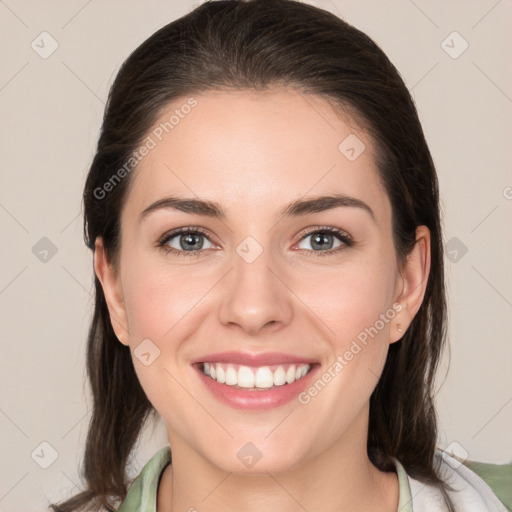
left=96, top=88, right=429, bottom=474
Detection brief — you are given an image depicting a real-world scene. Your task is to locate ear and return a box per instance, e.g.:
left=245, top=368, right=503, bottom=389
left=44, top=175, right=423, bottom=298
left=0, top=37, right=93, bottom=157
left=389, top=225, right=431, bottom=344
left=93, top=237, right=130, bottom=346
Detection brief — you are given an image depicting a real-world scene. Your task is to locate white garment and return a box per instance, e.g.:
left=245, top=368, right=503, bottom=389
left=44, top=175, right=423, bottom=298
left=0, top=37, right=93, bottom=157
left=406, top=450, right=508, bottom=511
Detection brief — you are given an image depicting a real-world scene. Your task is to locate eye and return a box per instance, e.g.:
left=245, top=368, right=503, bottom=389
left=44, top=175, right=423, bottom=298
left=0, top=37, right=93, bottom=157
left=295, top=227, right=353, bottom=256
left=156, top=226, right=353, bottom=258
left=157, top=227, right=217, bottom=257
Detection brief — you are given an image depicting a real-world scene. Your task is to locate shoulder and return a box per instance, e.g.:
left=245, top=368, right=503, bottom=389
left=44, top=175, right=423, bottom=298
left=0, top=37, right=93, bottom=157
left=404, top=450, right=510, bottom=512
left=117, top=445, right=172, bottom=512
left=462, top=457, right=512, bottom=511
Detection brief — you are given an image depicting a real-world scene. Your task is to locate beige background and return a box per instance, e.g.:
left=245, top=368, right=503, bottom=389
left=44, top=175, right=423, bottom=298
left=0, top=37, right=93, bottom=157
left=1, top=0, right=511, bottom=509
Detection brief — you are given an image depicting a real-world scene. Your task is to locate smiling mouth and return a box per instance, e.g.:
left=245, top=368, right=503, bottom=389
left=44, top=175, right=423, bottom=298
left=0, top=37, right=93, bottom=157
left=199, top=362, right=313, bottom=390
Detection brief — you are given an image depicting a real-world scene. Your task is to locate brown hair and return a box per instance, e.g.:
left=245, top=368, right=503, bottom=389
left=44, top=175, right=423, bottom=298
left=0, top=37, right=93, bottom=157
left=51, top=0, right=451, bottom=510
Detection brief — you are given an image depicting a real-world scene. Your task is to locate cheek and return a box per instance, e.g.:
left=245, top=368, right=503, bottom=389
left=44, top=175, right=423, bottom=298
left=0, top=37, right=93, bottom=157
left=120, top=261, right=204, bottom=420
left=298, top=257, right=397, bottom=348
left=292, top=265, right=397, bottom=428
left=121, top=256, right=211, bottom=342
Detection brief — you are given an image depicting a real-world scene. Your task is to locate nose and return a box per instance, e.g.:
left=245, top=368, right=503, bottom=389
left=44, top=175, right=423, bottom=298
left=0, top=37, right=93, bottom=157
left=217, top=243, right=294, bottom=336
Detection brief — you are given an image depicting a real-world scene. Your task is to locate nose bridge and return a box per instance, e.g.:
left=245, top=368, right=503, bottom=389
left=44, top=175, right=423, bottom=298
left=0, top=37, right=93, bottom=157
left=217, top=235, right=293, bottom=334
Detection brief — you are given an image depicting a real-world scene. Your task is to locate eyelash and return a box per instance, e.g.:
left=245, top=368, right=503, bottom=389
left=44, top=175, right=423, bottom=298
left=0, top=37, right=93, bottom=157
left=156, top=226, right=354, bottom=258
left=156, top=227, right=213, bottom=259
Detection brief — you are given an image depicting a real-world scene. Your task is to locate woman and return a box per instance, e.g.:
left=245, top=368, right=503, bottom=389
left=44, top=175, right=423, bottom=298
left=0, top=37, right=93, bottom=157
left=50, top=0, right=509, bottom=511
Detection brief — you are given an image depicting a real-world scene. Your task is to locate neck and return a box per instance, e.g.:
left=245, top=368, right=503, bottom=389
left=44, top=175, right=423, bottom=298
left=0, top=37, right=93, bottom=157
left=158, top=419, right=398, bottom=512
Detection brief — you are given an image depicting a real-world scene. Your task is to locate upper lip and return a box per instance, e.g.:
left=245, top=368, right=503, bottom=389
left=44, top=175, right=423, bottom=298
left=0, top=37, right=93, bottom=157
left=191, top=351, right=318, bottom=367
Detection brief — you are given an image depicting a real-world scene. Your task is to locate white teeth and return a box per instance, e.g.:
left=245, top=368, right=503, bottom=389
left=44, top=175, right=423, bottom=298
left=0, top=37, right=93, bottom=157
left=216, top=364, right=226, bottom=384
left=225, top=365, right=238, bottom=385
left=273, top=366, right=286, bottom=386
left=255, top=367, right=274, bottom=389
left=202, top=362, right=311, bottom=389
left=237, top=366, right=255, bottom=388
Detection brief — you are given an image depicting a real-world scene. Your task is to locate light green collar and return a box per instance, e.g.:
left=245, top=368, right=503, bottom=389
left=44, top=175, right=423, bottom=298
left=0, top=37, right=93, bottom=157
left=118, top=445, right=414, bottom=512
left=395, top=458, right=414, bottom=512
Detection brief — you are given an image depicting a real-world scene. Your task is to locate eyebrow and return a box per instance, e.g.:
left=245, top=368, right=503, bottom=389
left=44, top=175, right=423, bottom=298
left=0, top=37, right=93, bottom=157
left=139, top=193, right=375, bottom=222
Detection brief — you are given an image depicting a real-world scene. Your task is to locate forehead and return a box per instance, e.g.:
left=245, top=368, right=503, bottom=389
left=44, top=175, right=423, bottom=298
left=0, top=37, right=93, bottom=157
left=122, top=88, right=390, bottom=225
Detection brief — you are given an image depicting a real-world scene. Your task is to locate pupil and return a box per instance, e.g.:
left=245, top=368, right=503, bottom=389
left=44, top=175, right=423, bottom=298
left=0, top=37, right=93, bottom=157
left=181, top=233, right=203, bottom=251
left=312, top=233, right=333, bottom=250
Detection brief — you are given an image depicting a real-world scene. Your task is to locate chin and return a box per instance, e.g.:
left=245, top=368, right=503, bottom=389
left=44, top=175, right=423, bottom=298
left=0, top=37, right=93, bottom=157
left=203, top=439, right=310, bottom=476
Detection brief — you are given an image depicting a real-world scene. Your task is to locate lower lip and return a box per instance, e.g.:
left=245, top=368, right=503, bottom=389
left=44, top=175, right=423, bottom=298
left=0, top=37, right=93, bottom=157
left=194, top=364, right=319, bottom=410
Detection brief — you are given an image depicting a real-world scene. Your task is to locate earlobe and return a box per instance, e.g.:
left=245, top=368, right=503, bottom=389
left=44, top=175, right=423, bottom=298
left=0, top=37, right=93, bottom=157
left=389, top=321, right=404, bottom=344
left=390, top=226, right=431, bottom=344
left=93, top=237, right=130, bottom=346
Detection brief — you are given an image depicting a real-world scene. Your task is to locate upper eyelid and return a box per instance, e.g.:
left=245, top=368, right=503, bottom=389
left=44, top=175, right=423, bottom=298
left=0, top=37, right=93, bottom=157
left=158, top=226, right=214, bottom=243
left=296, top=225, right=351, bottom=240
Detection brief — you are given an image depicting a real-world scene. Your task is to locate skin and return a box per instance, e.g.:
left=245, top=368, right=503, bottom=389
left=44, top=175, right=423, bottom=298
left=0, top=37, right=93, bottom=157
left=94, top=88, right=430, bottom=512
